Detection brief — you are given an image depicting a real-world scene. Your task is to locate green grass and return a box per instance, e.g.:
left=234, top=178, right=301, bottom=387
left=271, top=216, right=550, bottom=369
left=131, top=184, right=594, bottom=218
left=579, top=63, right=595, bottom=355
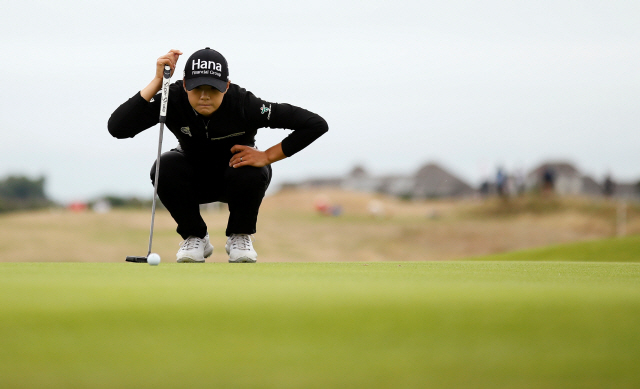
left=472, top=235, right=640, bottom=262
left=1, top=261, right=640, bottom=388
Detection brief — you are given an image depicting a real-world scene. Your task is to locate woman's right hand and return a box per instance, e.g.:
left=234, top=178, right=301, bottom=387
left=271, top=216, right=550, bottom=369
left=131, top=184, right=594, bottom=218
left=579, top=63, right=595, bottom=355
left=155, top=49, right=183, bottom=79
left=141, top=49, right=184, bottom=102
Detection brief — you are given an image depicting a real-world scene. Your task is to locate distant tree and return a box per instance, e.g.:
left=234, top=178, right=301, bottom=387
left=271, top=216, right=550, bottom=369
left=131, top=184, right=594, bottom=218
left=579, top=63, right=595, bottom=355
left=0, top=176, right=47, bottom=200
left=0, top=175, right=51, bottom=213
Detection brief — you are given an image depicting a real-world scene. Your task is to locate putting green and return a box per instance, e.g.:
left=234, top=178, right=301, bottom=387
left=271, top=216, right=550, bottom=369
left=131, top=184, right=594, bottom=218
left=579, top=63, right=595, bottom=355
left=1, top=261, right=639, bottom=388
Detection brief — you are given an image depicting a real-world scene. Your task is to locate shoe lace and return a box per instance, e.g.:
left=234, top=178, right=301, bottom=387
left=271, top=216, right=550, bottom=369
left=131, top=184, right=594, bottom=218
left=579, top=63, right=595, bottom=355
left=179, top=236, right=202, bottom=251
left=230, top=234, right=253, bottom=250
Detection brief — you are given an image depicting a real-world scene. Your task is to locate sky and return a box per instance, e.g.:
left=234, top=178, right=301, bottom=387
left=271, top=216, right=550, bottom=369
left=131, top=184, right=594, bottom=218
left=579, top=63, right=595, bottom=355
left=1, top=0, right=639, bottom=202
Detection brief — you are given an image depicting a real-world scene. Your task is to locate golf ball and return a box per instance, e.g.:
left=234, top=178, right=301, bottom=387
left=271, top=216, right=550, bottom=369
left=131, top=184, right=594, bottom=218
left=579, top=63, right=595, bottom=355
left=147, top=253, right=161, bottom=266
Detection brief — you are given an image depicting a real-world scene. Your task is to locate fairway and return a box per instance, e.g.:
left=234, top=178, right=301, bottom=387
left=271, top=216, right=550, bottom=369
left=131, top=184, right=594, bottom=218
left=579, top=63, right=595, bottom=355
left=1, top=262, right=640, bottom=388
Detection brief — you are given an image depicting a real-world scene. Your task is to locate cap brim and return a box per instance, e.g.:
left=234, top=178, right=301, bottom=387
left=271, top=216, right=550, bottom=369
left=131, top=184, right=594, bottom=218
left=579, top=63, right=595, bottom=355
left=185, top=77, right=228, bottom=92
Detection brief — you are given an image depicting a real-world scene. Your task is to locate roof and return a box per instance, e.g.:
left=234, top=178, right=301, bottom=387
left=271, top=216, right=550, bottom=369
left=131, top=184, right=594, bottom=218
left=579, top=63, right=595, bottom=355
left=581, top=176, right=603, bottom=196
left=413, top=162, right=474, bottom=197
left=528, top=161, right=581, bottom=179
left=348, top=165, right=368, bottom=178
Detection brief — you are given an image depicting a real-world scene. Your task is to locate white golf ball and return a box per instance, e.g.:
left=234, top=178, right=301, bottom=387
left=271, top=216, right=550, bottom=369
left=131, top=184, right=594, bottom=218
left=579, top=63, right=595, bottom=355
left=147, top=253, right=161, bottom=266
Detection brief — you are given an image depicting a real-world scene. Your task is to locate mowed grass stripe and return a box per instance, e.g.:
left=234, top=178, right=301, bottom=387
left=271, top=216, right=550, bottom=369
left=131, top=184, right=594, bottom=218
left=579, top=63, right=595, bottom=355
left=1, top=262, right=640, bottom=389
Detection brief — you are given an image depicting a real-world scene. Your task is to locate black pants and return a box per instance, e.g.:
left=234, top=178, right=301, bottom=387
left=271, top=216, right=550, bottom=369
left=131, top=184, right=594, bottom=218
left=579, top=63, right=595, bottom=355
left=150, top=150, right=272, bottom=239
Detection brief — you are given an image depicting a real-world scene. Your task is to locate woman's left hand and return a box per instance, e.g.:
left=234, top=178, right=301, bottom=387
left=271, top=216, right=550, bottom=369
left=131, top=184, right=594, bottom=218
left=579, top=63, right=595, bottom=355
left=229, top=145, right=270, bottom=168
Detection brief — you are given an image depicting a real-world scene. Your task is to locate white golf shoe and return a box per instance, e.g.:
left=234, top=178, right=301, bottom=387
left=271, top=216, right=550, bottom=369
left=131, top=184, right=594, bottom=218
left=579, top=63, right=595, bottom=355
left=226, top=234, right=257, bottom=263
left=176, top=233, right=213, bottom=263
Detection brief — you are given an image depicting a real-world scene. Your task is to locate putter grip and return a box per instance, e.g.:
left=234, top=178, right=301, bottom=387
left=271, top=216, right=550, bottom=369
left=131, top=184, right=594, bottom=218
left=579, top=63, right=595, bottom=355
left=159, top=65, right=171, bottom=123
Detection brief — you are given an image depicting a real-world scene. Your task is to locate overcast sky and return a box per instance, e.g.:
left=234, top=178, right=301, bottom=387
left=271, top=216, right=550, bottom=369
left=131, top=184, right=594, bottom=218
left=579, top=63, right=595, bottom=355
left=2, top=0, right=639, bottom=202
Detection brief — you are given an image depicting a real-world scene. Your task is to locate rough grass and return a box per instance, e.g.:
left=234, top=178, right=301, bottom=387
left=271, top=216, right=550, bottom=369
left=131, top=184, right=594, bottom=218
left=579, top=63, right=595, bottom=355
left=1, top=261, right=640, bottom=389
left=1, top=189, right=638, bottom=263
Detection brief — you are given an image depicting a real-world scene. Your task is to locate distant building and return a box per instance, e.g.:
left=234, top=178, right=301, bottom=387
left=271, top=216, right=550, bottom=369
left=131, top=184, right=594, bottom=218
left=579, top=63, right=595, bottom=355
left=280, top=160, right=639, bottom=200
left=527, top=161, right=639, bottom=199
left=527, top=162, right=582, bottom=195
left=581, top=176, right=603, bottom=196
left=614, top=183, right=640, bottom=199
left=412, top=163, right=475, bottom=198
left=284, top=162, right=475, bottom=199
left=378, top=175, right=415, bottom=198
left=342, top=165, right=382, bottom=192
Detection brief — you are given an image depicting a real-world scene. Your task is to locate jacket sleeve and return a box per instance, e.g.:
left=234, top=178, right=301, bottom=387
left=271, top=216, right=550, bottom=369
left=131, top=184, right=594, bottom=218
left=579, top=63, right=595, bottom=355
left=107, top=92, right=161, bottom=139
left=242, top=91, right=328, bottom=157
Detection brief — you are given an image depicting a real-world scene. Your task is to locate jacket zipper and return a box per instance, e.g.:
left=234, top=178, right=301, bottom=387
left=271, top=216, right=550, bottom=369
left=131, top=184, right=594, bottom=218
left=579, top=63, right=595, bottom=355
left=210, top=132, right=246, bottom=141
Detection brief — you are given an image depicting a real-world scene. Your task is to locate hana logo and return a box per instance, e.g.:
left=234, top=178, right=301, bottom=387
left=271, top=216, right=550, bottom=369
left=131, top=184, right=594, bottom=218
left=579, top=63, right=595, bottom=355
left=192, top=59, right=222, bottom=72
left=181, top=127, right=192, bottom=137
left=260, top=104, right=272, bottom=120
left=191, top=59, right=222, bottom=77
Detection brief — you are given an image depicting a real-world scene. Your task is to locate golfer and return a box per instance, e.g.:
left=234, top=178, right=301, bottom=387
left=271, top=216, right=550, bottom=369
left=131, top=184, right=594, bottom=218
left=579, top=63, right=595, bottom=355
left=108, top=48, right=328, bottom=263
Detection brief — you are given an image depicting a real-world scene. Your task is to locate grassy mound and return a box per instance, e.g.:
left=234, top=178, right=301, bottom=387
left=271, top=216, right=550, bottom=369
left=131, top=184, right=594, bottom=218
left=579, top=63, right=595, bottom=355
left=471, top=235, right=640, bottom=262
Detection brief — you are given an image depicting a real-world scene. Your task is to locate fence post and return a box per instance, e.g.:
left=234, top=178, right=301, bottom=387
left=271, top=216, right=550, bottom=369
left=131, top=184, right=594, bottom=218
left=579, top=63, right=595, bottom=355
left=617, top=200, right=627, bottom=237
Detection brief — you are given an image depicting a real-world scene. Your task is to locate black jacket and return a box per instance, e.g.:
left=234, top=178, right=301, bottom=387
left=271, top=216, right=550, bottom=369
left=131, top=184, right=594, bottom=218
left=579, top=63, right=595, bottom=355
left=108, top=81, right=328, bottom=164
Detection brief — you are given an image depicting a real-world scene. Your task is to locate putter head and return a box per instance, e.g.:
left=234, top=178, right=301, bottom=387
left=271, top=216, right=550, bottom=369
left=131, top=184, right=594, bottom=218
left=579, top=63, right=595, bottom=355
left=126, top=256, right=148, bottom=263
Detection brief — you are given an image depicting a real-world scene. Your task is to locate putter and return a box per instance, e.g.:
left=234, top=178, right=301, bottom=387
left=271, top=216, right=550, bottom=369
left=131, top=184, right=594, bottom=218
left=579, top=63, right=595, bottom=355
left=126, top=65, right=172, bottom=263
